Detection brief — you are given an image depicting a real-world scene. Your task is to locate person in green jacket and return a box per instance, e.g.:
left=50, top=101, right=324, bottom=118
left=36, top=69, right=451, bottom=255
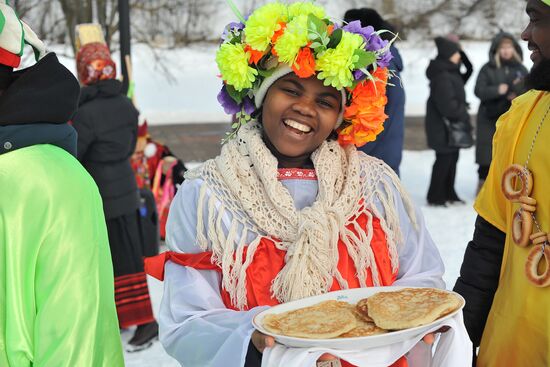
left=0, top=2, right=124, bottom=366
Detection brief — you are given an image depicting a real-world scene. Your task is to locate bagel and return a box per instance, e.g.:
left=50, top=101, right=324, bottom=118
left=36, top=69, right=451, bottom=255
left=525, top=245, right=550, bottom=287
left=512, top=209, right=533, bottom=247
left=521, top=202, right=537, bottom=213
left=530, top=231, right=548, bottom=246
left=519, top=196, right=537, bottom=206
left=502, top=164, right=533, bottom=201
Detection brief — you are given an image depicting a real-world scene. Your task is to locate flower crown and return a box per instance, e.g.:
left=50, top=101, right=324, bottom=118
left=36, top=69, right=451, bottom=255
left=216, top=1, right=393, bottom=147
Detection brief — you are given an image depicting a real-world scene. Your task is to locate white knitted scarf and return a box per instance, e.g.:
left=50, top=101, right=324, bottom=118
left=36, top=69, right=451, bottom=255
left=187, top=121, right=416, bottom=310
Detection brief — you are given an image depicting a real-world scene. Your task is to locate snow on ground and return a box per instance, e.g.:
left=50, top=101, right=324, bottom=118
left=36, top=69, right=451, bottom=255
left=125, top=148, right=478, bottom=365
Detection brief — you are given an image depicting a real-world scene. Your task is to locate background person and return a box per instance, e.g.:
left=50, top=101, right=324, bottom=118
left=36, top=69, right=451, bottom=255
left=72, top=25, right=158, bottom=351
left=342, top=7, right=406, bottom=176
left=0, top=3, right=123, bottom=365
left=446, top=33, right=474, bottom=85
left=474, top=32, right=528, bottom=191
left=425, top=36, right=472, bottom=206
left=131, top=120, right=187, bottom=243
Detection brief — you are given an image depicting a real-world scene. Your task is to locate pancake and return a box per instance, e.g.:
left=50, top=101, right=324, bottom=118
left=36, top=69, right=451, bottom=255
left=262, top=300, right=356, bottom=339
left=339, top=310, right=388, bottom=338
left=367, top=287, right=463, bottom=330
left=355, top=297, right=374, bottom=322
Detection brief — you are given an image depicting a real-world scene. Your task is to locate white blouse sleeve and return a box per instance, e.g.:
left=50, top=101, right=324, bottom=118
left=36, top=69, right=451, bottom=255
left=159, top=179, right=268, bottom=367
left=374, top=174, right=446, bottom=289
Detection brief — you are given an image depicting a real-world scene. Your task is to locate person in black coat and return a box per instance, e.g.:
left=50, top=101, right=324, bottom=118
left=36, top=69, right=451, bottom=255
left=474, top=32, right=528, bottom=190
left=72, top=40, right=158, bottom=350
left=425, top=36, right=472, bottom=206
left=343, top=8, right=405, bottom=176
left=446, top=33, right=474, bottom=85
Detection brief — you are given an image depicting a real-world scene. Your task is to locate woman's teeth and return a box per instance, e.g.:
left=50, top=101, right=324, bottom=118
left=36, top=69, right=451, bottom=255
left=284, top=119, right=311, bottom=133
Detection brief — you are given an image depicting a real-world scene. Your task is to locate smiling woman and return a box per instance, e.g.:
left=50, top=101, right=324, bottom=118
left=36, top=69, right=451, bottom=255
left=261, top=74, right=342, bottom=167
left=143, top=2, right=460, bottom=367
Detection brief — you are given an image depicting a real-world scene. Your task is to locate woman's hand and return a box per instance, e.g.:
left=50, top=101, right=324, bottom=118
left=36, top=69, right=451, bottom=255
left=251, top=330, right=275, bottom=353
left=422, top=333, right=437, bottom=345
left=318, top=353, right=338, bottom=361
left=498, top=83, right=509, bottom=95
left=422, top=326, right=451, bottom=345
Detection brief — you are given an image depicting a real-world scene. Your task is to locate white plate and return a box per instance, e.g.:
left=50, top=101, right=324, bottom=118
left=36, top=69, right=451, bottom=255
left=252, top=286, right=465, bottom=350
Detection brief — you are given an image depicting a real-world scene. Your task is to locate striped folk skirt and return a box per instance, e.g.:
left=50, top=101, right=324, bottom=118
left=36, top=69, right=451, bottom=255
left=107, top=211, right=155, bottom=328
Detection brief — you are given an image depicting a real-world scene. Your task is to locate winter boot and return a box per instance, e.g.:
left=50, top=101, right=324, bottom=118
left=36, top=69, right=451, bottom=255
left=126, top=321, right=159, bottom=352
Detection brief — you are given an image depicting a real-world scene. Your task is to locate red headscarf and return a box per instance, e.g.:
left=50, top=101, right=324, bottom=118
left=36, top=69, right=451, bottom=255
left=76, top=42, right=116, bottom=85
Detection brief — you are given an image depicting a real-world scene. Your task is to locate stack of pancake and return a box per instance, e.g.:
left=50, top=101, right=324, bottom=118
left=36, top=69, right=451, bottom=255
left=262, top=288, right=463, bottom=339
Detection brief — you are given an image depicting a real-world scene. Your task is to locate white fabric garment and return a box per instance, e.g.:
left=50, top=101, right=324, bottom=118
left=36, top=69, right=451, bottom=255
left=261, top=312, right=472, bottom=367
left=159, top=173, right=446, bottom=367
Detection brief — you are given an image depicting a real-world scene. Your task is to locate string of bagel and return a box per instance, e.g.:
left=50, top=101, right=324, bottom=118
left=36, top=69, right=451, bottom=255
left=502, top=104, right=550, bottom=286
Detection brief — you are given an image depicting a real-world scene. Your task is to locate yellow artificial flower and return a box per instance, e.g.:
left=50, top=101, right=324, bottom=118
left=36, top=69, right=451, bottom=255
left=244, top=2, right=288, bottom=52
left=288, top=2, right=325, bottom=19
left=316, top=32, right=364, bottom=89
left=273, top=14, right=309, bottom=64
left=216, top=43, right=258, bottom=91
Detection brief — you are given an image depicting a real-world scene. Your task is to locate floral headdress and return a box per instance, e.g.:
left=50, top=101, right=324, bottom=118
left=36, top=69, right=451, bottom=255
left=216, top=1, right=394, bottom=147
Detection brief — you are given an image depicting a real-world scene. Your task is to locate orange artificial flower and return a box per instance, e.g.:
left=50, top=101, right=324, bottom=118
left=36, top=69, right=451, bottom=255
left=327, top=24, right=334, bottom=35
left=271, top=22, right=287, bottom=44
left=270, top=22, right=287, bottom=57
left=338, top=67, right=389, bottom=147
left=244, top=44, right=264, bottom=65
left=292, top=47, right=316, bottom=78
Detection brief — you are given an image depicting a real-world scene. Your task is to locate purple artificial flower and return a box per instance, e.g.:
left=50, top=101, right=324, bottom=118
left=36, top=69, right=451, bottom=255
left=343, top=21, right=393, bottom=69
left=243, top=96, right=255, bottom=115
left=342, top=20, right=395, bottom=77
left=342, top=21, right=375, bottom=44
left=353, top=69, right=366, bottom=81
left=217, top=85, right=240, bottom=115
left=217, top=85, right=256, bottom=116
left=368, top=36, right=393, bottom=68
left=365, top=33, right=386, bottom=52
left=377, top=49, right=394, bottom=68
left=221, top=22, right=245, bottom=42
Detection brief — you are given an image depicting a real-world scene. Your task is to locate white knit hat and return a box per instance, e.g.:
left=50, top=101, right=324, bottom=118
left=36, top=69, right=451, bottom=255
left=254, top=65, right=347, bottom=128
left=0, top=1, right=46, bottom=68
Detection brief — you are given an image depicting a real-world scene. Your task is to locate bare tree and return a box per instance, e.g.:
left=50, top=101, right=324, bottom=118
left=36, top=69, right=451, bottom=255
left=45, top=0, right=118, bottom=54
left=131, top=0, right=224, bottom=46
left=15, top=0, right=530, bottom=51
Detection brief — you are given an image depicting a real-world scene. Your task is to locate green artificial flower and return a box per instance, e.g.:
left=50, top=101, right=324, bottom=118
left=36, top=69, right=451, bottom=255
left=244, top=2, right=288, bottom=52
left=216, top=43, right=258, bottom=91
left=273, top=14, right=309, bottom=64
left=316, top=32, right=364, bottom=89
left=288, top=2, right=326, bottom=19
